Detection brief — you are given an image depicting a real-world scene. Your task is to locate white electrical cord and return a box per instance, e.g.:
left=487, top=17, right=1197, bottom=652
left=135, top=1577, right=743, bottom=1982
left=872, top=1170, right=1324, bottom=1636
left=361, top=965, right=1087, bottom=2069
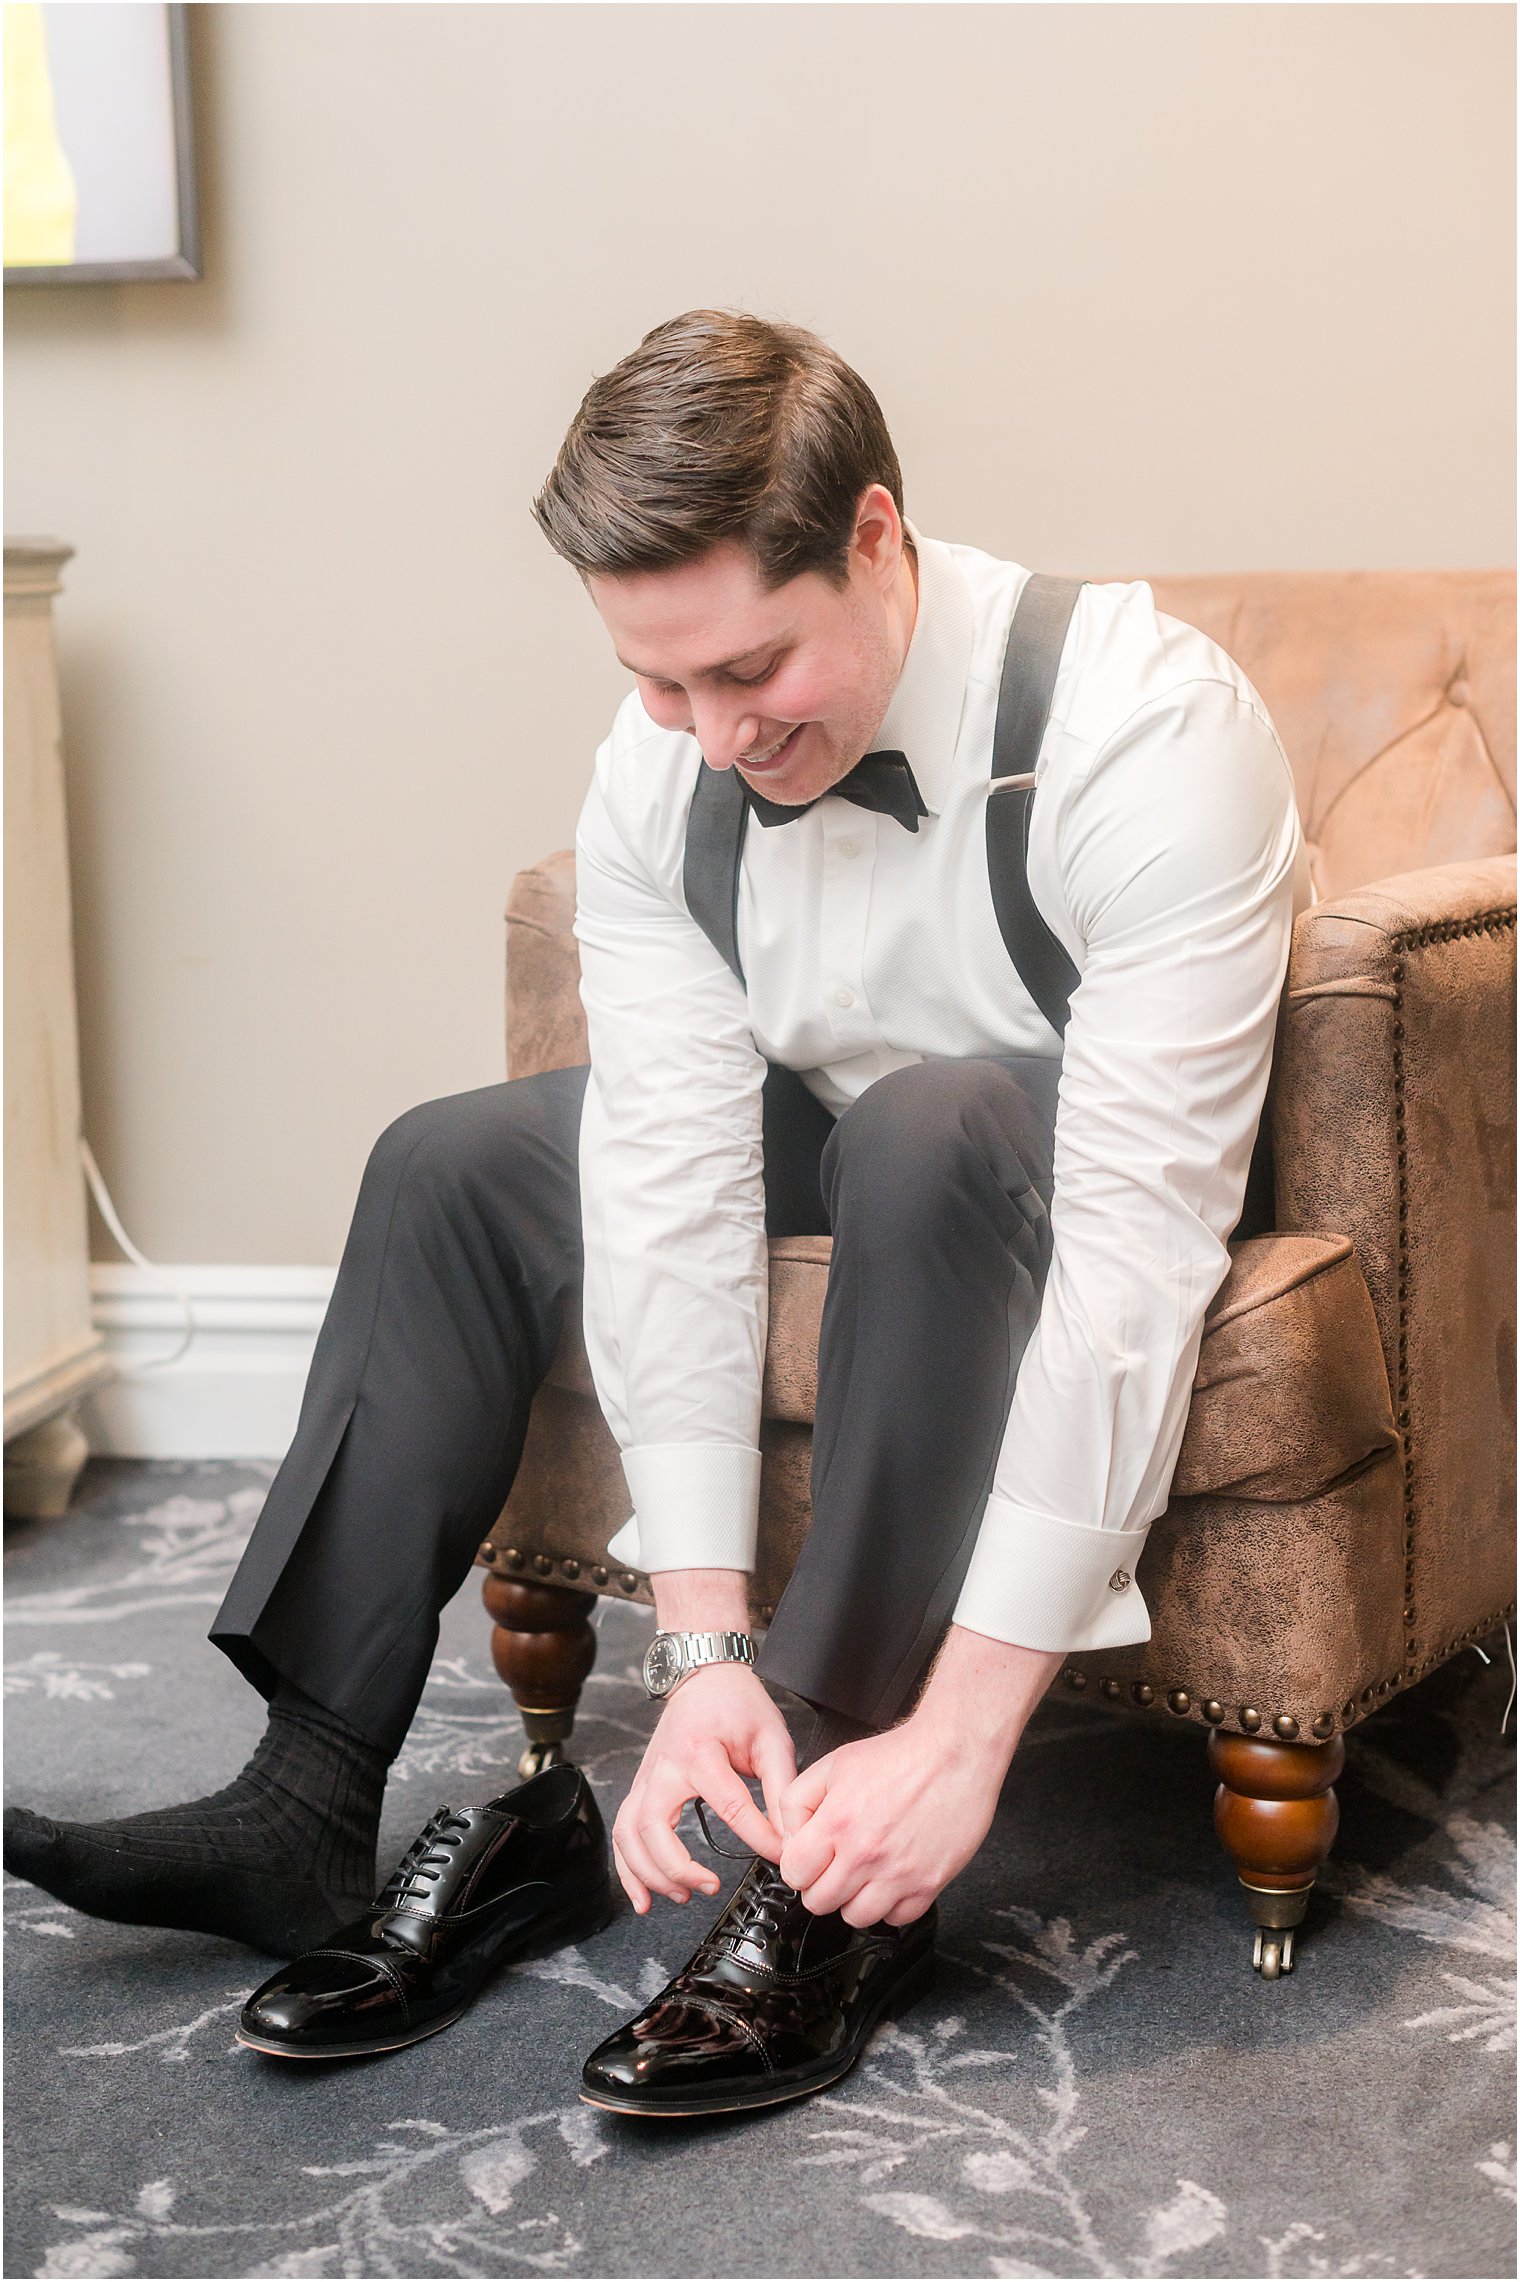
left=1468, top=1628, right=1516, bottom=1737
left=80, top=1138, right=198, bottom=1373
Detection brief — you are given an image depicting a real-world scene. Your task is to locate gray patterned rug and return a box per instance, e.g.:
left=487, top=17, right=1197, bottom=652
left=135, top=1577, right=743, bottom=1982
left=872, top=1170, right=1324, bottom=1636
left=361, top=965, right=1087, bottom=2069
left=4, top=1462, right=1515, bottom=2281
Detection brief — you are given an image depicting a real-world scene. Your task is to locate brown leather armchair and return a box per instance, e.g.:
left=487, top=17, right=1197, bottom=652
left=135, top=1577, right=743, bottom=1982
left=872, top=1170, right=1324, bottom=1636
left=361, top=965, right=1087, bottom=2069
left=479, top=570, right=1516, bottom=1975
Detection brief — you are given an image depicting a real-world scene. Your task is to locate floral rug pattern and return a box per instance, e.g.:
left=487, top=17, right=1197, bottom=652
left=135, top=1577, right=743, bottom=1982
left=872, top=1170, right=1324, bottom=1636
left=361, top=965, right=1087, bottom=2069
left=5, top=1462, right=1514, bottom=2280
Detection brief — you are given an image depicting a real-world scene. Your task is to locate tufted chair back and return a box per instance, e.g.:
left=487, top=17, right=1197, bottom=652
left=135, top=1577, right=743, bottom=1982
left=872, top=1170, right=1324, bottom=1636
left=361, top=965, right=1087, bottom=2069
left=1145, top=571, right=1515, bottom=896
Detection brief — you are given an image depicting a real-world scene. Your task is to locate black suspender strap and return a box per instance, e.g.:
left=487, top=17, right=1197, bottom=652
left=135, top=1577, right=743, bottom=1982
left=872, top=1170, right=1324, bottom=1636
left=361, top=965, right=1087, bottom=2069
left=986, top=573, right=1085, bottom=1037
left=682, top=755, right=750, bottom=986
left=679, top=570, right=1086, bottom=1025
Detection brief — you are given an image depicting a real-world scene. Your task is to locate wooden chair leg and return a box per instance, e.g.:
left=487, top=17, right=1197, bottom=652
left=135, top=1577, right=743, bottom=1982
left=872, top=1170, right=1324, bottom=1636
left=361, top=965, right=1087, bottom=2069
left=1209, top=1730, right=1345, bottom=1979
left=482, top=1574, right=597, bottom=1779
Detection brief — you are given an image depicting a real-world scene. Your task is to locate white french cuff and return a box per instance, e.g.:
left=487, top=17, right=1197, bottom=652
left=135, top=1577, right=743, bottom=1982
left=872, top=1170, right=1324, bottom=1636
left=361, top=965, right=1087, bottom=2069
left=606, top=1443, right=762, bottom=1576
left=951, top=1498, right=1153, bottom=1655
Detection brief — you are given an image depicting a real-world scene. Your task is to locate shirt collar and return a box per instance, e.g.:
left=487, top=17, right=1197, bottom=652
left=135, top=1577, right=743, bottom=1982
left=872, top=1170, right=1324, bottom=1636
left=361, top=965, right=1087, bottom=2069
left=866, top=526, right=974, bottom=820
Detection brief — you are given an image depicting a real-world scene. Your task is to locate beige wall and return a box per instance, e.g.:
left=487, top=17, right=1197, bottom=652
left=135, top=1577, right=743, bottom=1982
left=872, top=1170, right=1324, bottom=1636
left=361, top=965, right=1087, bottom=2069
left=6, top=2, right=1513, bottom=1265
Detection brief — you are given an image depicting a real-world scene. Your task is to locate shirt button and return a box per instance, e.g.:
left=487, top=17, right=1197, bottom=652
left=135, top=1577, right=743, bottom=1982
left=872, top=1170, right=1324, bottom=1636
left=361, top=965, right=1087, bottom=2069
left=837, top=839, right=858, bottom=859
left=833, top=986, right=855, bottom=1010
left=1108, top=1569, right=1131, bottom=1593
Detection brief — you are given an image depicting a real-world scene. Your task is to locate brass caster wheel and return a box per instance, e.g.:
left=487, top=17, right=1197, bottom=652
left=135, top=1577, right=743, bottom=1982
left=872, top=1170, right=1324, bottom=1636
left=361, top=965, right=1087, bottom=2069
left=517, top=1738, right=565, bottom=1780
left=1252, top=1927, right=1295, bottom=1979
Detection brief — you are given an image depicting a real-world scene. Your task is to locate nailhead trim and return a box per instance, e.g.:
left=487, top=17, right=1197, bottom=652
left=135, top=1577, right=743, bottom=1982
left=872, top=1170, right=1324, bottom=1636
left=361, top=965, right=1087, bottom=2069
left=1392, top=908, right=1516, bottom=952
left=1390, top=955, right=1418, bottom=1681
left=1059, top=1664, right=1348, bottom=1738
left=473, top=1542, right=790, bottom=1629
left=474, top=1544, right=653, bottom=1597
left=1401, top=1602, right=1518, bottom=1688
left=1387, top=907, right=1516, bottom=1689
left=1053, top=1635, right=1520, bottom=1740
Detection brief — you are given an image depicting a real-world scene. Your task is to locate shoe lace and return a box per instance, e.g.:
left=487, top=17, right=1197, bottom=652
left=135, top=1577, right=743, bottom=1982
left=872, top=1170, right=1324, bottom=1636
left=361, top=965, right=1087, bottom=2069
left=378, top=1806, right=473, bottom=1908
left=728, top=1859, right=793, bottom=1942
left=693, top=1804, right=795, bottom=1942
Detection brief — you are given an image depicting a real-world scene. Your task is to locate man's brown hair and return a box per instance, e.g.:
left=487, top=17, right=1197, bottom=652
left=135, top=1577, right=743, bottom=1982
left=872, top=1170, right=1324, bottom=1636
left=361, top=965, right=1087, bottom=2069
left=533, top=310, right=905, bottom=590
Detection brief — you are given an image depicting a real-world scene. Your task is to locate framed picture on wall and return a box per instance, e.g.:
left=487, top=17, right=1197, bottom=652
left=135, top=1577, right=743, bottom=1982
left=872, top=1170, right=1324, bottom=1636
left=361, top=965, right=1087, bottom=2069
left=4, top=1, right=200, bottom=284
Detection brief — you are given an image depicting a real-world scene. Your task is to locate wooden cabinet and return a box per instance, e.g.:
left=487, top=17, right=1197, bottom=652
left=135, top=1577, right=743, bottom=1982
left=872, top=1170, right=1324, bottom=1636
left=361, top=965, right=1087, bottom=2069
left=4, top=539, right=110, bottom=1514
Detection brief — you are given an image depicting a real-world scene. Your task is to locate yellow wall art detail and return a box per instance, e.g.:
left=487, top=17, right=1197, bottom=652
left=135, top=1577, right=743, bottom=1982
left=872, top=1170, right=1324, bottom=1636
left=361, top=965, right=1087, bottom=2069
left=4, top=2, right=77, bottom=266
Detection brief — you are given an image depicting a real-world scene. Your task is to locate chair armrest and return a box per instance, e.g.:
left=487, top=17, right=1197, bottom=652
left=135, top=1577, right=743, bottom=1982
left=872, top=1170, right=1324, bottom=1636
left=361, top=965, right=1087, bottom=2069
left=1270, top=855, right=1516, bottom=1649
left=1272, top=854, right=1515, bottom=1363
left=505, top=850, right=587, bottom=1079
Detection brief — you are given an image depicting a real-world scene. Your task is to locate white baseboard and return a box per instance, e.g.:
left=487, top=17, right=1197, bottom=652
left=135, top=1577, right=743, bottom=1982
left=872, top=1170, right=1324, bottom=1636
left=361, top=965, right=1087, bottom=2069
left=80, top=1264, right=336, bottom=1460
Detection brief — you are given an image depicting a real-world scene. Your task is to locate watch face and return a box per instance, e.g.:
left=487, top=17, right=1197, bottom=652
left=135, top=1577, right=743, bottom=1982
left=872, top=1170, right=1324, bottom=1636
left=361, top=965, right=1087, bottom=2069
left=643, top=1635, right=683, bottom=1696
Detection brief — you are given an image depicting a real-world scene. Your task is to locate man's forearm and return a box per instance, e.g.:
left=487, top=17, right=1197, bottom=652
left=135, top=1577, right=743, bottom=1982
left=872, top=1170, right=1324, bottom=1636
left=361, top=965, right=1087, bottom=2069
left=650, top=1568, right=754, bottom=1636
left=908, top=1623, right=1064, bottom=1765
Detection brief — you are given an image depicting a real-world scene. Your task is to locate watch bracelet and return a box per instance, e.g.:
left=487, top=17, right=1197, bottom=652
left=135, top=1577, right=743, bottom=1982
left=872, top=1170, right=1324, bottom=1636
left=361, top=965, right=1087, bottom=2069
left=644, top=1627, right=756, bottom=1695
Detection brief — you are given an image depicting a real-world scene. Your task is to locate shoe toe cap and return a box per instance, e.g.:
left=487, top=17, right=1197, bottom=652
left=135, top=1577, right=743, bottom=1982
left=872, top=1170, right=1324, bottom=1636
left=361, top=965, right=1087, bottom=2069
left=241, top=1952, right=404, bottom=2047
left=3, top=1806, right=61, bottom=1881
left=582, top=1996, right=771, bottom=2102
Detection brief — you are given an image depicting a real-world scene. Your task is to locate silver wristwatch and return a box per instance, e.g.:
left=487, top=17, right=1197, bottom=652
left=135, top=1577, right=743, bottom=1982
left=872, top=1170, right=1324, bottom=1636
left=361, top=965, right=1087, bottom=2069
left=642, top=1628, right=756, bottom=1699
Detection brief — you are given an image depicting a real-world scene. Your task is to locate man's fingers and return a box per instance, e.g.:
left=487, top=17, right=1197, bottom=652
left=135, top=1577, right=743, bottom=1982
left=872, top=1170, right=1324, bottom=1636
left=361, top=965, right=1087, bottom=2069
left=796, top=1856, right=861, bottom=1919
left=693, top=1750, right=784, bottom=1862
left=778, top=1816, right=837, bottom=1896
left=752, top=1726, right=798, bottom=1840
left=792, top=1813, right=887, bottom=1918
left=841, top=1880, right=899, bottom=1930
left=778, top=1760, right=830, bottom=1837
left=883, top=1892, right=933, bottom=1928
left=610, top=1838, right=651, bottom=1916
left=639, top=1793, right=720, bottom=1899
left=615, top=1805, right=701, bottom=1907
left=702, top=1788, right=783, bottom=1862
left=614, top=1822, right=677, bottom=1906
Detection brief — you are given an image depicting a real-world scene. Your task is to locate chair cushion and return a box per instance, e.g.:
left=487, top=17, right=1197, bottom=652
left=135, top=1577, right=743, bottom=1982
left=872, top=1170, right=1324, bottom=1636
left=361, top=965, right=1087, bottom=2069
left=1172, top=1233, right=1396, bottom=1499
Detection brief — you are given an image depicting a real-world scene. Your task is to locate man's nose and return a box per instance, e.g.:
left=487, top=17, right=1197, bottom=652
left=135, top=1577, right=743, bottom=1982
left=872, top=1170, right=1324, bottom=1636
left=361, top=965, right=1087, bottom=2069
left=691, top=702, right=763, bottom=773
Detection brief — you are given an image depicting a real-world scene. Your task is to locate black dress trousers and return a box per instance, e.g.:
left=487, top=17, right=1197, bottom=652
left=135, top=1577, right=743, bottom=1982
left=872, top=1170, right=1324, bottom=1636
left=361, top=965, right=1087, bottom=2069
left=759, top=1054, right=1061, bottom=1726
left=210, top=1056, right=1060, bottom=1756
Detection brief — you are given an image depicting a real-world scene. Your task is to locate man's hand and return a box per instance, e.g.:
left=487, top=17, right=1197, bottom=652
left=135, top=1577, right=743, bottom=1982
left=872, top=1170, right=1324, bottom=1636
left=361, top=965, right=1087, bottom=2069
left=777, top=1628, right=1064, bottom=1927
left=776, top=1721, right=1002, bottom=1927
left=612, top=1663, right=796, bottom=1915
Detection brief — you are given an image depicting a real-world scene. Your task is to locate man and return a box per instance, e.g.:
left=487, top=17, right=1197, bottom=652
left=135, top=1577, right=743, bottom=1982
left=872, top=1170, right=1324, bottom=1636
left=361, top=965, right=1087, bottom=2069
left=6, top=311, right=1303, bottom=2114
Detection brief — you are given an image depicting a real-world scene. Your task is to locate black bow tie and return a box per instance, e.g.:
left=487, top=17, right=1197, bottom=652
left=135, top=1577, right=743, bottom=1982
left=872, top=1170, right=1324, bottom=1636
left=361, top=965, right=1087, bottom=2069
left=741, top=749, right=929, bottom=833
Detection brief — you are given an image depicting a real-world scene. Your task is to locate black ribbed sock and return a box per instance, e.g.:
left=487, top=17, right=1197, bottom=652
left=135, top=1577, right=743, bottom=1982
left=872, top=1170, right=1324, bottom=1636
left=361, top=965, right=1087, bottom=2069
left=3, top=1682, right=389, bottom=1957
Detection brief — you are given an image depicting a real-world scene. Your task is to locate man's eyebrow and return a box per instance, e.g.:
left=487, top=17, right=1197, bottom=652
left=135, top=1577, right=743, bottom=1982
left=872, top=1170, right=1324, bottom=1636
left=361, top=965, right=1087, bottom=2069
left=616, top=638, right=790, bottom=682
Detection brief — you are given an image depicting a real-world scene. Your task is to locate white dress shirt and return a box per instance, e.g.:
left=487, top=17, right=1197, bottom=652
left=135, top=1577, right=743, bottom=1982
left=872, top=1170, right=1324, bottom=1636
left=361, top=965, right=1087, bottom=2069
left=573, top=533, right=1308, bottom=1655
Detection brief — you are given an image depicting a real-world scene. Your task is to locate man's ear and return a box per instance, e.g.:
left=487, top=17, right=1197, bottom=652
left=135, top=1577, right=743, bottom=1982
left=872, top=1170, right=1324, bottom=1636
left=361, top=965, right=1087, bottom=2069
left=849, top=483, right=906, bottom=590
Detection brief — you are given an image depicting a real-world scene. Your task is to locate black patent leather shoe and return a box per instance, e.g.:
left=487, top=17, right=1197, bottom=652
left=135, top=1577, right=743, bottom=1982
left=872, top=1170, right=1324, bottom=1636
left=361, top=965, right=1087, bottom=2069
left=237, top=1763, right=612, bottom=2060
left=580, top=1857, right=935, bottom=2116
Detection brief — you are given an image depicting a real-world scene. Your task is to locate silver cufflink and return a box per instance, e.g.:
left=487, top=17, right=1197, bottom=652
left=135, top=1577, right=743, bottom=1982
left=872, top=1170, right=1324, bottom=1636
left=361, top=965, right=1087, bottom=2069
left=1108, top=1569, right=1131, bottom=1593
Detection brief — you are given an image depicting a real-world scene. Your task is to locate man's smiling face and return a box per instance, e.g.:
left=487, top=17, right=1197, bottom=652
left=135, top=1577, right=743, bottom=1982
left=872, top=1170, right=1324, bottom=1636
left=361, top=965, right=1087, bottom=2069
left=586, top=487, right=918, bottom=810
